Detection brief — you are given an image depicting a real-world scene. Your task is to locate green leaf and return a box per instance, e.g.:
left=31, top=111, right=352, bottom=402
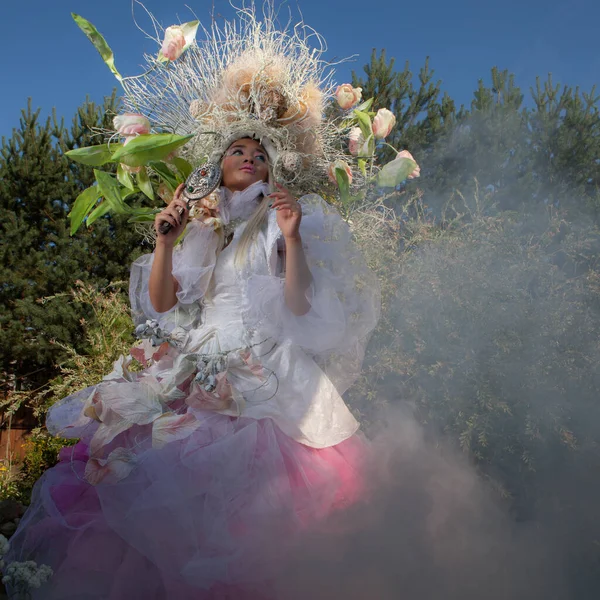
left=111, top=134, right=194, bottom=168
left=128, top=209, right=159, bottom=224
left=69, top=185, right=101, bottom=235
left=355, top=98, right=374, bottom=113
left=65, top=144, right=120, bottom=166
left=353, top=109, right=373, bottom=141
left=356, top=134, right=375, bottom=159
left=117, top=164, right=135, bottom=191
left=131, top=206, right=159, bottom=215
left=72, top=14, right=122, bottom=82
left=335, top=167, right=351, bottom=205
left=377, top=156, right=418, bottom=188
left=94, top=170, right=132, bottom=214
left=357, top=158, right=367, bottom=177
left=136, top=166, right=155, bottom=200
left=128, top=214, right=157, bottom=223
left=86, top=201, right=111, bottom=226
left=122, top=188, right=141, bottom=200
left=170, top=157, right=194, bottom=181
left=148, top=161, right=179, bottom=190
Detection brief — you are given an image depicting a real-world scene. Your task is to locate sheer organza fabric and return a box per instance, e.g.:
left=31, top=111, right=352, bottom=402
left=7, top=414, right=366, bottom=599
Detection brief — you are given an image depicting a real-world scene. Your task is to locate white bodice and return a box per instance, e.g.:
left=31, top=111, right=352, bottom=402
left=186, top=232, right=249, bottom=353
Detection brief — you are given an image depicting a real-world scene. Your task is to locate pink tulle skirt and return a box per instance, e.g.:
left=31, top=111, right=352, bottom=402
left=6, top=413, right=367, bottom=599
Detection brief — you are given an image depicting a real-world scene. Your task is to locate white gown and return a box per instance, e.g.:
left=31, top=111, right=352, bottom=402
left=5, top=182, right=380, bottom=599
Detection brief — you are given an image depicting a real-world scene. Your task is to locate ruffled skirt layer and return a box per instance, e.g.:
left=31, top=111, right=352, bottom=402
left=6, top=413, right=366, bottom=599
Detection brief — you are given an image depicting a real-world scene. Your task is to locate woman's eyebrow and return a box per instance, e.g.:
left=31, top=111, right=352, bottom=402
left=229, top=144, right=266, bottom=153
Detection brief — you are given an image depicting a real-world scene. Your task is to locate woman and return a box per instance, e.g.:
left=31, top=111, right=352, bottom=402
left=4, top=134, right=379, bottom=599
left=3, top=4, right=393, bottom=596
left=152, top=137, right=312, bottom=318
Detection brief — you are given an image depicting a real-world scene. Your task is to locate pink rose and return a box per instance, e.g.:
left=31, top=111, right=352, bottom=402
left=161, top=25, right=186, bottom=61
left=113, top=113, right=151, bottom=145
left=327, top=160, right=353, bottom=185
left=373, top=108, right=396, bottom=139
left=396, top=150, right=421, bottom=179
left=335, top=84, right=362, bottom=110
left=348, top=127, right=365, bottom=156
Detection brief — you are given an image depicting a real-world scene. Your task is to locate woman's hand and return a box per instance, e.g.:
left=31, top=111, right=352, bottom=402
left=154, top=183, right=188, bottom=246
left=269, top=183, right=301, bottom=240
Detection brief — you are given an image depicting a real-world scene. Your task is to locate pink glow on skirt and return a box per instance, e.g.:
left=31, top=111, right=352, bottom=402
left=7, top=413, right=367, bottom=599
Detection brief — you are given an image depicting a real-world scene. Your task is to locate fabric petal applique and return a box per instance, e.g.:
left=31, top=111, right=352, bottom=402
left=152, top=411, right=203, bottom=449
left=130, top=344, right=149, bottom=368
left=239, top=349, right=266, bottom=380
left=101, top=378, right=165, bottom=426
left=84, top=447, right=137, bottom=485
left=152, top=355, right=196, bottom=401
left=82, top=388, right=103, bottom=423
left=103, top=354, right=135, bottom=382
left=87, top=377, right=168, bottom=455
left=89, top=419, right=134, bottom=457
left=186, top=373, right=233, bottom=411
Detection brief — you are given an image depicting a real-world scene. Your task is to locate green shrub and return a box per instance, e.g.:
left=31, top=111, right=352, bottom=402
left=348, top=186, right=600, bottom=592
left=1, top=282, right=135, bottom=503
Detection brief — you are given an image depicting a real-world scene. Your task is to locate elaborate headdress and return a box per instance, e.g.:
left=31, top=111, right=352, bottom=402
left=66, top=2, right=419, bottom=234
left=121, top=3, right=345, bottom=193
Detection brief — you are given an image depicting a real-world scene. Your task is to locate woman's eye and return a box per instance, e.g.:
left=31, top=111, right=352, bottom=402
left=231, top=149, right=243, bottom=155
left=255, top=154, right=266, bottom=162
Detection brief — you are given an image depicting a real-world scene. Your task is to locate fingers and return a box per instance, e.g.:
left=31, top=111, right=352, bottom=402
left=155, top=197, right=189, bottom=235
left=270, top=198, right=300, bottom=212
left=269, top=183, right=301, bottom=214
left=268, top=192, right=289, bottom=202
left=156, top=212, right=179, bottom=228
left=269, top=192, right=299, bottom=210
left=173, top=183, right=185, bottom=201
left=170, top=196, right=188, bottom=210
left=268, top=183, right=292, bottom=200
left=158, top=203, right=186, bottom=224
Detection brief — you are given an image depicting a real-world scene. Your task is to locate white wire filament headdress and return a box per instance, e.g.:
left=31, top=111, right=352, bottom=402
left=121, top=2, right=357, bottom=194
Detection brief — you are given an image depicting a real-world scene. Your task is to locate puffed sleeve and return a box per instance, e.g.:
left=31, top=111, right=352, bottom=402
left=241, top=194, right=380, bottom=395
left=129, top=220, right=221, bottom=332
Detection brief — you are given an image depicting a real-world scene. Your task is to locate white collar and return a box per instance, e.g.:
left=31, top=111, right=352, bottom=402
left=219, top=181, right=270, bottom=224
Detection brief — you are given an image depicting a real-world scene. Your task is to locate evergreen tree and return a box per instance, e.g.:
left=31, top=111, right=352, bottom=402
left=0, top=95, right=151, bottom=392
left=352, top=49, right=456, bottom=163
left=528, top=76, right=600, bottom=210
left=353, top=50, right=600, bottom=215
left=419, top=67, right=533, bottom=212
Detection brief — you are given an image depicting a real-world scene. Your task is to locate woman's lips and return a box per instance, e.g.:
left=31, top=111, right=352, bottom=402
left=240, top=166, right=255, bottom=173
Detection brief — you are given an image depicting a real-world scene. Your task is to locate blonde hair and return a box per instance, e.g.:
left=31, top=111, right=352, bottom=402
left=233, top=193, right=271, bottom=268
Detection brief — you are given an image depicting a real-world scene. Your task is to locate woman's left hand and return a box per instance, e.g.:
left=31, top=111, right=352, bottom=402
left=269, top=183, right=302, bottom=240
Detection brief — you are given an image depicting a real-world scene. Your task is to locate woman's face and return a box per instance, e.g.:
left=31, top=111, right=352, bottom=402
left=221, top=138, right=269, bottom=192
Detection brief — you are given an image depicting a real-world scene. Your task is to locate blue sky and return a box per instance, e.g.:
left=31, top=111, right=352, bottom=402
left=2, top=0, right=599, bottom=140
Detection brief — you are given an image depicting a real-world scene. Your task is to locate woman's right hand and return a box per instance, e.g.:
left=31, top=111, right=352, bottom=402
left=154, top=183, right=188, bottom=246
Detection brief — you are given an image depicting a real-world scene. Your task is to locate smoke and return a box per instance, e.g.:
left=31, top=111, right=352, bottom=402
left=268, top=125, right=600, bottom=597
left=272, top=408, right=569, bottom=600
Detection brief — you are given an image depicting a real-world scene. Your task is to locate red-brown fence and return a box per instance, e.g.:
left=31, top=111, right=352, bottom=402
left=0, top=407, right=37, bottom=464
